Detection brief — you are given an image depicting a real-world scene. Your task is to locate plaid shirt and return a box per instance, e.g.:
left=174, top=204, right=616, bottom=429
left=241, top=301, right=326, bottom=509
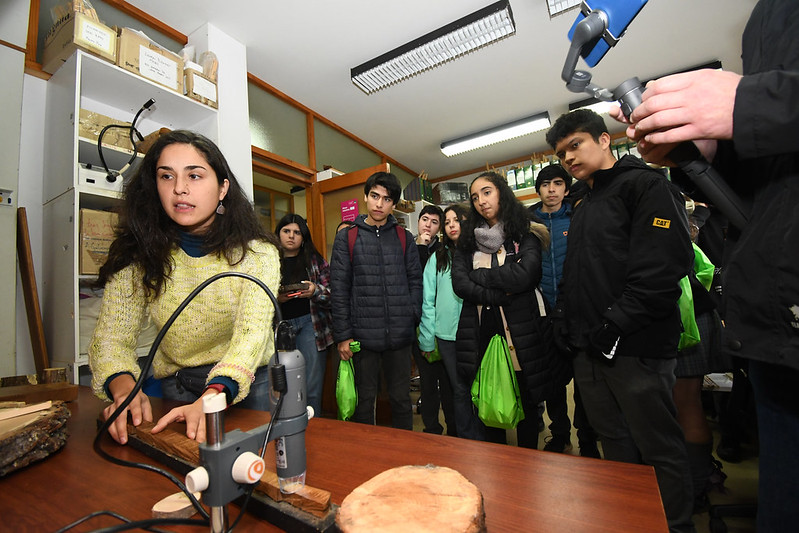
left=308, top=254, right=334, bottom=351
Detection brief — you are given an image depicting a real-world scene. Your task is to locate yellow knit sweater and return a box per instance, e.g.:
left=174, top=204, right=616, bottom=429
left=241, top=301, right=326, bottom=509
left=89, top=240, right=281, bottom=404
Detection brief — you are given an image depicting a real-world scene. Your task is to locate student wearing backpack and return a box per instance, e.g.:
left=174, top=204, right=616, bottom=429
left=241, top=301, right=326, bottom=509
left=330, top=172, right=422, bottom=430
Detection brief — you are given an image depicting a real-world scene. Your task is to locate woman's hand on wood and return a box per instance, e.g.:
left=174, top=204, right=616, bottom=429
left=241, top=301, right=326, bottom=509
left=104, top=374, right=153, bottom=445
left=151, top=395, right=208, bottom=442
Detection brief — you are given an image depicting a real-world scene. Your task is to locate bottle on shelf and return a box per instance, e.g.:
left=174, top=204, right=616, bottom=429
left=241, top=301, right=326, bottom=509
left=506, top=167, right=516, bottom=190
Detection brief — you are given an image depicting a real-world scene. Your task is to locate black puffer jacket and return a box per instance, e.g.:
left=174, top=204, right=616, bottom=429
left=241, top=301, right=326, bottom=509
left=330, top=214, right=422, bottom=351
left=559, top=155, right=693, bottom=358
left=452, top=232, right=570, bottom=405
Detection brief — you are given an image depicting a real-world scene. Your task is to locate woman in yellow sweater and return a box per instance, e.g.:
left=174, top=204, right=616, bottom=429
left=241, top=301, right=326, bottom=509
left=89, top=130, right=281, bottom=444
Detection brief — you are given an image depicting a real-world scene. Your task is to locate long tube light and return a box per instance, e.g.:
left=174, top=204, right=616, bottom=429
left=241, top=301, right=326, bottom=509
left=440, top=112, right=551, bottom=157
left=351, top=1, right=516, bottom=95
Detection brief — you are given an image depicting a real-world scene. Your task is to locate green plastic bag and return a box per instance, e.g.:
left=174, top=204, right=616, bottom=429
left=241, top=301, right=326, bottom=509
left=692, top=243, right=715, bottom=291
left=677, top=275, right=701, bottom=351
left=678, top=243, right=715, bottom=351
left=336, top=359, right=357, bottom=421
left=417, top=327, right=441, bottom=363
left=470, top=334, right=525, bottom=429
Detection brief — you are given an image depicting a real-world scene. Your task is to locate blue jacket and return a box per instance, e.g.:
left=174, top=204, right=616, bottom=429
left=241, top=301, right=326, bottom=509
left=330, top=214, right=422, bottom=351
left=534, top=202, right=572, bottom=310
left=418, top=250, right=463, bottom=352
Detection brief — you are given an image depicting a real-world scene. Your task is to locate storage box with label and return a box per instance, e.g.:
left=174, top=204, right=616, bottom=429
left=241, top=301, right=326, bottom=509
left=42, top=11, right=117, bottom=74
left=78, top=109, right=134, bottom=151
left=184, top=68, right=218, bottom=109
left=116, top=27, right=184, bottom=93
left=79, top=209, right=118, bottom=275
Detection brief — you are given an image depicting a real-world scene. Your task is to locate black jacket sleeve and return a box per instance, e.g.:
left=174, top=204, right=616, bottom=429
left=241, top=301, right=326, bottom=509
left=604, top=178, right=693, bottom=334
left=467, top=233, right=542, bottom=294
left=330, top=229, right=353, bottom=343
left=405, top=229, right=424, bottom=323
left=452, top=250, right=511, bottom=307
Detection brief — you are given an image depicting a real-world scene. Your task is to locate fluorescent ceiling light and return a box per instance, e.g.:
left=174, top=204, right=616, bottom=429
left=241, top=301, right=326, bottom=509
left=440, top=112, right=551, bottom=157
left=352, top=0, right=516, bottom=95
left=547, top=0, right=581, bottom=18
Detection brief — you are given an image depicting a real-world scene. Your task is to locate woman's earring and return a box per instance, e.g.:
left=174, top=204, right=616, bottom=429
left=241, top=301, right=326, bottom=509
left=216, top=201, right=226, bottom=215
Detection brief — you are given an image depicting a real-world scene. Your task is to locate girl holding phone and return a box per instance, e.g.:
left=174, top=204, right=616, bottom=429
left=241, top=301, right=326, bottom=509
left=275, top=214, right=334, bottom=415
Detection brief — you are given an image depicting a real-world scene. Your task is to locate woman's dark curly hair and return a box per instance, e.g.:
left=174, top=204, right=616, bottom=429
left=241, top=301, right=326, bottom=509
left=275, top=214, right=324, bottom=284
left=435, top=203, right=469, bottom=274
left=97, top=130, right=278, bottom=297
left=458, top=171, right=545, bottom=254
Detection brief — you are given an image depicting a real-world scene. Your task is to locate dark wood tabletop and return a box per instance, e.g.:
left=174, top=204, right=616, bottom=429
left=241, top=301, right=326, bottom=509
left=0, top=387, right=668, bottom=532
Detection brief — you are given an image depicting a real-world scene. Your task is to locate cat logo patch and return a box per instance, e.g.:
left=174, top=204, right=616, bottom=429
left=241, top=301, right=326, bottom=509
left=652, top=217, right=671, bottom=229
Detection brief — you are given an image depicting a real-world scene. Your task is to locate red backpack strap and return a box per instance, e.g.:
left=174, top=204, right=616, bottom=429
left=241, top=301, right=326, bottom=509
left=348, top=225, right=405, bottom=261
left=347, top=225, right=358, bottom=262
left=396, top=225, right=406, bottom=255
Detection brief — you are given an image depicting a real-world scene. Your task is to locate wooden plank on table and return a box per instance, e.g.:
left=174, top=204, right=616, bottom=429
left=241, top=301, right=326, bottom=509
left=0, top=383, right=79, bottom=404
left=0, top=401, right=52, bottom=422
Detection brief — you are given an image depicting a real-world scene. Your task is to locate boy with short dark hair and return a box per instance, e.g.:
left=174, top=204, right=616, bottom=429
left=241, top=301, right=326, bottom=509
left=546, top=109, right=696, bottom=533
left=330, top=172, right=422, bottom=430
left=530, top=163, right=599, bottom=458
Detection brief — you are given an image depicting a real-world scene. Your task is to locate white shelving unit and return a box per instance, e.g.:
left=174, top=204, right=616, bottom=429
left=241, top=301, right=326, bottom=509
left=42, top=51, right=218, bottom=384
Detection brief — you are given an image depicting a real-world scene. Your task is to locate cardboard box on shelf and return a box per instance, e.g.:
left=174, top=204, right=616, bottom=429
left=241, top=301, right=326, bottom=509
left=42, top=11, right=117, bottom=74
left=115, top=27, right=184, bottom=93
left=184, top=68, right=218, bottom=109
left=79, top=209, right=118, bottom=275
left=78, top=109, right=134, bottom=151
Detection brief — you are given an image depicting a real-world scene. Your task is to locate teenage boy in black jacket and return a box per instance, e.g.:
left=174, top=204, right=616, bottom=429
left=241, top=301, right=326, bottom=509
left=330, top=172, right=422, bottom=430
left=546, top=109, right=695, bottom=533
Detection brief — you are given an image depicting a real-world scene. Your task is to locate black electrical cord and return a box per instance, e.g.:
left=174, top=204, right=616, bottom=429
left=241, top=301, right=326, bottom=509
left=52, top=510, right=172, bottom=533
left=79, top=271, right=283, bottom=533
left=96, top=98, right=155, bottom=181
left=91, top=517, right=209, bottom=533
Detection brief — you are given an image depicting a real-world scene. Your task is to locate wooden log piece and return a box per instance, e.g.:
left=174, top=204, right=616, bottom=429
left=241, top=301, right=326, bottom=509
left=0, top=401, right=71, bottom=476
left=152, top=491, right=202, bottom=519
left=127, top=421, right=331, bottom=518
left=336, top=464, right=486, bottom=533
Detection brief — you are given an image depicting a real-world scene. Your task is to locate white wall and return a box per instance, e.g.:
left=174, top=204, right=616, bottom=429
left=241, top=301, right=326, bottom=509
left=15, top=75, right=47, bottom=376
left=0, top=0, right=30, bottom=377
left=188, top=23, right=253, bottom=200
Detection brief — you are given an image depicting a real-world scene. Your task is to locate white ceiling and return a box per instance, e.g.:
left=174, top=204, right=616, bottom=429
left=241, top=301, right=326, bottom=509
left=127, top=0, right=756, bottom=180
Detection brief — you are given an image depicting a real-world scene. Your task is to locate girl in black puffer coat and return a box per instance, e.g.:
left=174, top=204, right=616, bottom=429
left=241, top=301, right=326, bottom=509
left=452, top=171, right=570, bottom=446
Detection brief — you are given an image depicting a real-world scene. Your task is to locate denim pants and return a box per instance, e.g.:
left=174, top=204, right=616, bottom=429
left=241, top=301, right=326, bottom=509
left=748, top=359, right=799, bottom=533
left=351, top=345, right=413, bottom=430
left=286, top=313, right=327, bottom=416
left=160, top=364, right=271, bottom=411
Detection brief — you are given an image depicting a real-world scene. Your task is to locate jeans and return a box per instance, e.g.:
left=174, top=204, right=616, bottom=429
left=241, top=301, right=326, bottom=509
left=573, top=351, right=694, bottom=533
left=160, top=364, right=271, bottom=411
left=286, top=314, right=327, bottom=416
left=748, top=359, right=799, bottom=533
left=351, top=345, right=413, bottom=430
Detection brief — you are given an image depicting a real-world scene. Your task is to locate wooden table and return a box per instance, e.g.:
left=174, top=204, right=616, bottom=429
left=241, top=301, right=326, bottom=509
left=0, top=387, right=668, bottom=532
